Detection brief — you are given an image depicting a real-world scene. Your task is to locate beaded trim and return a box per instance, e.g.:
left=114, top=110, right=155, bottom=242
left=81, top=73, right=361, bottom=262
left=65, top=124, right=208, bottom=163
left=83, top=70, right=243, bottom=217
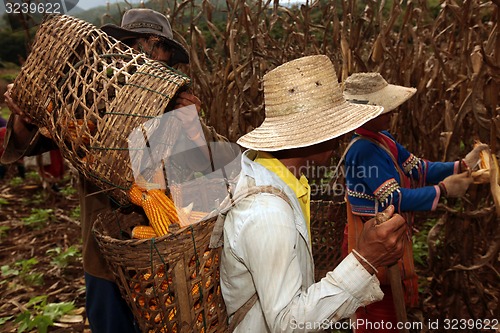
left=403, top=154, right=420, bottom=174
left=374, top=179, right=400, bottom=203
left=347, top=188, right=376, bottom=201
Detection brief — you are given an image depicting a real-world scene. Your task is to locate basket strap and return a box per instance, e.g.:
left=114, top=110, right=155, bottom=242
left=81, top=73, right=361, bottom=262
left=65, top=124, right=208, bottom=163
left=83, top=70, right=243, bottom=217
left=227, top=293, right=258, bottom=333
left=209, top=185, right=292, bottom=248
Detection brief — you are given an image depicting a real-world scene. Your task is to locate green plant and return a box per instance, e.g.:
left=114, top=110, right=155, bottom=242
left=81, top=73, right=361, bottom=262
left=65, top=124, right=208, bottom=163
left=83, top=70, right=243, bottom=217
left=59, top=184, right=77, bottom=197
left=0, top=225, right=10, bottom=239
left=0, top=106, right=10, bottom=120
left=0, top=73, right=17, bottom=82
left=29, top=192, right=46, bottom=205
left=0, top=197, right=8, bottom=205
left=47, top=246, right=80, bottom=268
left=0, top=316, right=13, bottom=326
left=15, top=295, right=75, bottom=333
left=8, top=176, right=24, bottom=187
left=412, top=218, right=437, bottom=267
left=22, top=208, right=54, bottom=230
left=26, top=171, right=41, bottom=181
left=70, top=206, right=80, bottom=220
left=1, top=258, right=44, bottom=287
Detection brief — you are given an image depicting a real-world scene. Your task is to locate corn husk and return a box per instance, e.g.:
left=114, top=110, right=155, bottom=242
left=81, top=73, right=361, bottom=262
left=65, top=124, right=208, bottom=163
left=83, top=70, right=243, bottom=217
left=489, top=153, right=500, bottom=216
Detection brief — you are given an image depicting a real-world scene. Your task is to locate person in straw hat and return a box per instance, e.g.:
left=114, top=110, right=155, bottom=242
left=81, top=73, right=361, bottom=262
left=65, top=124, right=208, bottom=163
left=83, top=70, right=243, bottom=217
left=341, top=72, right=488, bottom=332
left=218, top=55, right=408, bottom=332
left=2, top=8, right=238, bottom=333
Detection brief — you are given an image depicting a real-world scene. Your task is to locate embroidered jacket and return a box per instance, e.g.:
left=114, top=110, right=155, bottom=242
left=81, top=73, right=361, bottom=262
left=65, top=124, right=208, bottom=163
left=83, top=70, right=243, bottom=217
left=345, top=130, right=459, bottom=217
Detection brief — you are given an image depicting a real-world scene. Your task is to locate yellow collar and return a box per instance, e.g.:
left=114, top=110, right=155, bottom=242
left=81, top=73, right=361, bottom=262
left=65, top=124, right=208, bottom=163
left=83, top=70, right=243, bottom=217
left=254, top=152, right=311, bottom=243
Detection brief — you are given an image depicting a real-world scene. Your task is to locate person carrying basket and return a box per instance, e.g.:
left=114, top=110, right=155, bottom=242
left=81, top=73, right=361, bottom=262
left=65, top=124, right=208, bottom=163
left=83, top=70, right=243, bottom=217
left=2, top=9, right=239, bottom=333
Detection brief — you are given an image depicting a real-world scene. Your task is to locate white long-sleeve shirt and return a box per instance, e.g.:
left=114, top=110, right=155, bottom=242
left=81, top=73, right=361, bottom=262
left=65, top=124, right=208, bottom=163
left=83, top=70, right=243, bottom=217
left=220, top=150, right=384, bottom=332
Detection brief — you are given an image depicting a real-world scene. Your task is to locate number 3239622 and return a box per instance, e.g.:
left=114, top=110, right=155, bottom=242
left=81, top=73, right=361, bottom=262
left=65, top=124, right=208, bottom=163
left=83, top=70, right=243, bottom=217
left=5, top=2, right=62, bottom=14
left=443, top=318, right=498, bottom=330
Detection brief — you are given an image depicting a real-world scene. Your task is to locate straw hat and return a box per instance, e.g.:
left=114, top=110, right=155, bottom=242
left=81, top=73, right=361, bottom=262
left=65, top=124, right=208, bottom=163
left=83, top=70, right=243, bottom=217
left=101, top=8, right=189, bottom=66
left=343, top=72, right=416, bottom=113
left=237, top=55, right=384, bottom=151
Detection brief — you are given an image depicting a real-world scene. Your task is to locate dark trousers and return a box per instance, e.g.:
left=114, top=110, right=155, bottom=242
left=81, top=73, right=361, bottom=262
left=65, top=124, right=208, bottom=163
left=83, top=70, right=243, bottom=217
left=85, top=272, right=141, bottom=333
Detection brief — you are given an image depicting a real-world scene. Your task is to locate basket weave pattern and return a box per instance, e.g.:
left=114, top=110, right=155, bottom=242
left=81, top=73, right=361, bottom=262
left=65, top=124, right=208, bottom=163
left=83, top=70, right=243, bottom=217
left=94, top=198, right=347, bottom=332
left=94, top=210, right=227, bottom=333
left=310, top=199, right=346, bottom=282
left=11, top=15, right=190, bottom=205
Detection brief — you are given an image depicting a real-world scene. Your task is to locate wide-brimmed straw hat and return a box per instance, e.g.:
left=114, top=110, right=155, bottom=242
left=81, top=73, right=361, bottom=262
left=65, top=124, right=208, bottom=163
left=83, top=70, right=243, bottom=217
left=101, top=8, right=189, bottom=66
left=237, top=55, right=384, bottom=151
left=343, top=72, right=416, bottom=113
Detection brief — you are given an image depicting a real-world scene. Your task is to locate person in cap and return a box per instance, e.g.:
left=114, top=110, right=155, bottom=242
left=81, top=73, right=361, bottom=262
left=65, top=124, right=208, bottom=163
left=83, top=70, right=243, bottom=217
left=341, top=72, right=488, bottom=332
left=2, top=8, right=238, bottom=333
left=218, top=55, right=408, bottom=332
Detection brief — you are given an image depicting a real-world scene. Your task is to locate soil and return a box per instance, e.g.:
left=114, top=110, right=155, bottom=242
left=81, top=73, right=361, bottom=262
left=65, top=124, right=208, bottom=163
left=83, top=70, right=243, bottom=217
left=0, top=164, right=89, bottom=333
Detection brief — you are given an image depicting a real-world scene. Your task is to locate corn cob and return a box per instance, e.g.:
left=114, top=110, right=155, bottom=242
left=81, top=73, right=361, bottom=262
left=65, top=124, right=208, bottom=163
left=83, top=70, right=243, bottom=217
left=131, top=225, right=157, bottom=239
left=471, top=141, right=491, bottom=184
left=46, top=100, right=54, bottom=113
left=142, top=192, right=171, bottom=236
left=188, top=211, right=208, bottom=224
left=477, top=142, right=490, bottom=170
left=128, top=183, right=146, bottom=206
left=66, top=119, right=96, bottom=145
left=38, top=127, right=53, bottom=139
left=149, top=189, right=190, bottom=227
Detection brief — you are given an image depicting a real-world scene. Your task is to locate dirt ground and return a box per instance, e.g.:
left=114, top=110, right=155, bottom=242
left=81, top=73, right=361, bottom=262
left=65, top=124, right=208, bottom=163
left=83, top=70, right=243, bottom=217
left=0, top=164, right=89, bottom=333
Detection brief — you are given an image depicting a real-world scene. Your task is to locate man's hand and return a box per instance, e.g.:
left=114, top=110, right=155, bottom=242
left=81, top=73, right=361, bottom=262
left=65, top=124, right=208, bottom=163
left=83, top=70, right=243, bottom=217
left=355, top=205, right=407, bottom=272
left=4, top=84, right=32, bottom=124
left=173, top=92, right=203, bottom=141
left=174, top=91, right=201, bottom=114
left=441, top=172, right=473, bottom=198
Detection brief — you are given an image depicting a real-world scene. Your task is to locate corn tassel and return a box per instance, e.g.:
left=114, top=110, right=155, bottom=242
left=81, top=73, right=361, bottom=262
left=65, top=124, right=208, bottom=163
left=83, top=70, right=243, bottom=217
left=142, top=193, right=171, bottom=236
left=131, top=225, right=157, bottom=239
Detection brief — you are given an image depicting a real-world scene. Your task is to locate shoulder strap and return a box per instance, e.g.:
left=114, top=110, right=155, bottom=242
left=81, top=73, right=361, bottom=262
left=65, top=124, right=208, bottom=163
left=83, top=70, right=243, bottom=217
left=209, top=185, right=292, bottom=249
left=331, top=136, right=363, bottom=186
left=209, top=185, right=291, bottom=332
left=227, top=293, right=258, bottom=333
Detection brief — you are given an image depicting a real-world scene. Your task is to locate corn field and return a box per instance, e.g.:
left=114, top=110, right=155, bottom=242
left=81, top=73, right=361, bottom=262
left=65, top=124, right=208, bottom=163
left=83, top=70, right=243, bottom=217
left=100, top=0, right=500, bottom=324
left=19, top=0, right=497, bottom=328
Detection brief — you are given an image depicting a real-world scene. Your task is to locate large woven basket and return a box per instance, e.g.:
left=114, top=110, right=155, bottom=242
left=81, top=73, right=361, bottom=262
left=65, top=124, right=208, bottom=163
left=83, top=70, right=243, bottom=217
left=11, top=15, right=191, bottom=205
left=310, top=198, right=346, bottom=282
left=94, top=195, right=347, bottom=333
left=94, top=210, right=226, bottom=333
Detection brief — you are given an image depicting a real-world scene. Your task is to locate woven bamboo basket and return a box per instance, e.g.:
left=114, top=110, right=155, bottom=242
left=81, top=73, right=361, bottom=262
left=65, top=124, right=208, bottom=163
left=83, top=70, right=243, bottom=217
left=10, top=14, right=191, bottom=205
left=310, top=198, right=346, bottom=282
left=94, top=192, right=346, bottom=333
left=94, top=209, right=226, bottom=333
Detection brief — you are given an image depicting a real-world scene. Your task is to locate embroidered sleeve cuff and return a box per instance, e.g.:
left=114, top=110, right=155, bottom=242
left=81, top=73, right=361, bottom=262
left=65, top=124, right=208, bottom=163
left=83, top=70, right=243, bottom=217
left=329, top=253, right=383, bottom=305
left=453, top=160, right=460, bottom=174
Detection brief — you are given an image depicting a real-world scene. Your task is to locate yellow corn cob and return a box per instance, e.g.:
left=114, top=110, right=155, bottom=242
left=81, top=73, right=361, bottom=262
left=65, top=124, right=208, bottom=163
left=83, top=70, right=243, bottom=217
left=148, top=189, right=190, bottom=227
left=128, top=183, right=145, bottom=206
left=473, top=140, right=489, bottom=170
left=66, top=119, right=96, bottom=145
left=188, top=211, right=208, bottom=224
left=142, top=193, right=171, bottom=236
left=46, top=100, right=54, bottom=113
left=131, top=225, right=157, bottom=239
left=39, top=127, right=53, bottom=139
